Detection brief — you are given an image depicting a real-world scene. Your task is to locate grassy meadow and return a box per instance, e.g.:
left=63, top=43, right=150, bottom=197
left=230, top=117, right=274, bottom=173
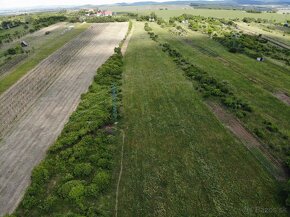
left=114, top=7, right=290, bottom=22
left=148, top=22, right=290, bottom=161
left=117, top=21, right=287, bottom=216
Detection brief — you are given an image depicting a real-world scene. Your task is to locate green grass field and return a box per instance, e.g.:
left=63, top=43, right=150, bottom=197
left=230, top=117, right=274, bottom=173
left=149, top=22, right=290, bottom=161
left=117, top=21, right=287, bottom=216
left=0, top=23, right=89, bottom=94
left=114, top=7, right=290, bottom=22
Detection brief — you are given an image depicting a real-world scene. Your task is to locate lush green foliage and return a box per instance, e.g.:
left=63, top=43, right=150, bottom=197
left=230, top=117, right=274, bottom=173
left=14, top=49, right=124, bottom=216
left=171, top=14, right=290, bottom=66
left=0, top=15, right=67, bottom=44
left=85, top=16, right=129, bottom=23
left=144, top=23, right=158, bottom=41
left=216, top=33, right=290, bottom=65
left=158, top=39, right=252, bottom=116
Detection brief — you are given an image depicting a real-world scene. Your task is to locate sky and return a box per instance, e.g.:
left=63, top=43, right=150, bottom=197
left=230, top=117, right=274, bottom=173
left=0, top=0, right=173, bottom=9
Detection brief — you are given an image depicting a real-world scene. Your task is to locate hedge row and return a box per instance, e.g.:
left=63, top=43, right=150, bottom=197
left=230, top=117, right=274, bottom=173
left=84, top=16, right=129, bottom=23
left=10, top=48, right=124, bottom=217
left=145, top=23, right=159, bottom=41
left=160, top=42, right=253, bottom=116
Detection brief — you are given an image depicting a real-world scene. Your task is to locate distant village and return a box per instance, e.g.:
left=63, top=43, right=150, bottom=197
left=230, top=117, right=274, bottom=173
left=82, top=9, right=114, bottom=17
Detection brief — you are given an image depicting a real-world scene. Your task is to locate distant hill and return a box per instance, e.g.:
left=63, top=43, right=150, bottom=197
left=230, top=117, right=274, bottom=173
left=233, top=0, right=290, bottom=4
left=114, top=1, right=290, bottom=7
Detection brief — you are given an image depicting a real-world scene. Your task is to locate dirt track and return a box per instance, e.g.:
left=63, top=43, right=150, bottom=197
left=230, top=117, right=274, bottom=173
left=207, top=102, right=288, bottom=181
left=0, top=22, right=128, bottom=216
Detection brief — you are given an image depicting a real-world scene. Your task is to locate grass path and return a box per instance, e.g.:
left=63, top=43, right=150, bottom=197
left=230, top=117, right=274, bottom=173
left=117, top=21, right=287, bottom=217
left=115, top=130, right=125, bottom=217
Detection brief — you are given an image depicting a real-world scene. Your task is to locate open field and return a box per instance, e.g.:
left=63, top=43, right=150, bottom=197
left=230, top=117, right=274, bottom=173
left=0, top=22, right=89, bottom=94
left=114, top=8, right=290, bottom=22
left=0, top=22, right=128, bottom=216
left=1, top=6, right=289, bottom=216
left=149, top=22, right=290, bottom=161
left=116, top=21, right=287, bottom=217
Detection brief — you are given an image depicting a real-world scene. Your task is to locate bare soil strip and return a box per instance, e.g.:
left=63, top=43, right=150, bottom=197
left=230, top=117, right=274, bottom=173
left=0, top=22, right=128, bottom=216
left=274, top=92, right=290, bottom=106
left=206, top=101, right=288, bottom=181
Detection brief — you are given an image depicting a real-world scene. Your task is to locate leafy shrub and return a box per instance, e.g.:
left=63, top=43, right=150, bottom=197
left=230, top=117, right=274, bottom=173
left=93, top=171, right=110, bottom=191
left=31, top=163, right=50, bottom=185
left=73, top=163, right=93, bottom=177
left=58, top=180, right=85, bottom=200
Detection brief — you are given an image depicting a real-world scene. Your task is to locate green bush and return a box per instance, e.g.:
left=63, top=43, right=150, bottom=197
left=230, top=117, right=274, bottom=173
left=73, top=163, right=93, bottom=177
left=93, top=171, right=110, bottom=188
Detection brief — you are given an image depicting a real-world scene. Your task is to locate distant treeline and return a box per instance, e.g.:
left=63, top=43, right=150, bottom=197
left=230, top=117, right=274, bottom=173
left=0, top=12, right=130, bottom=45
left=0, top=15, right=67, bottom=44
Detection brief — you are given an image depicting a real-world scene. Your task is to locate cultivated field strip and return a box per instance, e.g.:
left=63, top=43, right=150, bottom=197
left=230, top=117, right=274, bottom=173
left=0, top=23, right=108, bottom=137
left=0, top=22, right=128, bottom=216
left=0, top=25, right=93, bottom=136
left=0, top=54, right=28, bottom=79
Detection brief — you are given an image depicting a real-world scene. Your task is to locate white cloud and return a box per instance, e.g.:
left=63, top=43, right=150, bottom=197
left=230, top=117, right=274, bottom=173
left=0, top=0, right=171, bottom=10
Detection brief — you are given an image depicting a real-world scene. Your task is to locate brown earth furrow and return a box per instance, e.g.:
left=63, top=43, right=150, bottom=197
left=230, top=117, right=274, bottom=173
left=207, top=101, right=288, bottom=181
left=0, top=24, right=105, bottom=136
left=0, top=23, right=112, bottom=185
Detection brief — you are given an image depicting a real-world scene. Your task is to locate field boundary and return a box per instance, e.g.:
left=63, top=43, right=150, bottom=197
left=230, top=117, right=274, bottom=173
left=206, top=101, right=288, bottom=181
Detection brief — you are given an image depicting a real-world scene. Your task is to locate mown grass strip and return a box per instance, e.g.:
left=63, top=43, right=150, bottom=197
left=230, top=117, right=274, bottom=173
left=0, top=23, right=89, bottom=94
left=12, top=48, right=124, bottom=217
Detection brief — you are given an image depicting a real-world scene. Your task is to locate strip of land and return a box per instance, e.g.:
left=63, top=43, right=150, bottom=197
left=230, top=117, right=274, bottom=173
left=0, top=22, right=128, bottom=216
left=0, top=22, right=89, bottom=94
left=150, top=22, right=290, bottom=162
left=207, top=101, right=288, bottom=181
left=117, top=22, right=286, bottom=217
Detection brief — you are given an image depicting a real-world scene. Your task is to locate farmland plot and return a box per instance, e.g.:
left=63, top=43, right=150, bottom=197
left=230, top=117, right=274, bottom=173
left=0, top=22, right=89, bottom=94
left=0, top=22, right=68, bottom=79
left=117, top=22, right=287, bottom=217
left=0, top=22, right=128, bottom=216
left=150, top=23, right=290, bottom=161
